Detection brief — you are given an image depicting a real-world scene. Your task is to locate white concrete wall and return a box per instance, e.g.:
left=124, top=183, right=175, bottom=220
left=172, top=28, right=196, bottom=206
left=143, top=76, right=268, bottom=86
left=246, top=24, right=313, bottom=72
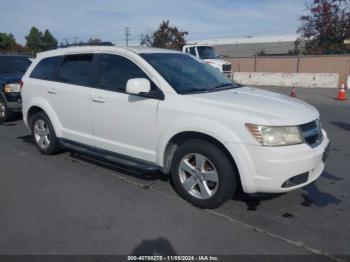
left=233, top=72, right=339, bottom=88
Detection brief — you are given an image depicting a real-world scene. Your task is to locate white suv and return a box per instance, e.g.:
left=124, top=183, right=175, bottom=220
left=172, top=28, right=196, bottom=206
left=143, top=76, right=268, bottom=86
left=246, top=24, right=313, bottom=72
left=21, top=46, right=330, bottom=208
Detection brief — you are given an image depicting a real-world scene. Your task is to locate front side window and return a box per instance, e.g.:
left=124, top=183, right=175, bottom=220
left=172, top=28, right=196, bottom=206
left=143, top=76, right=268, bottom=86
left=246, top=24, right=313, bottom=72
left=30, top=56, right=61, bottom=81
left=58, top=54, right=94, bottom=86
left=98, top=54, right=149, bottom=92
left=141, top=53, right=238, bottom=94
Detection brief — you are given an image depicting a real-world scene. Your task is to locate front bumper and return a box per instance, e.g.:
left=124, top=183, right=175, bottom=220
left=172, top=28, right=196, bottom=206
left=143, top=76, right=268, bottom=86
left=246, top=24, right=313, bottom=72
left=223, top=72, right=232, bottom=79
left=225, top=129, right=330, bottom=194
left=1, top=92, right=22, bottom=111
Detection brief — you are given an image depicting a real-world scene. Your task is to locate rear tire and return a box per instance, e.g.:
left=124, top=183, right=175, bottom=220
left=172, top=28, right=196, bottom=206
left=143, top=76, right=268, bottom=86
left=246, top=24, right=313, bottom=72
left=0, top=96, right=15, bottom=124
left=30, top=112, right=61, bottom=155
left=171, top=140, right=237, bottom=209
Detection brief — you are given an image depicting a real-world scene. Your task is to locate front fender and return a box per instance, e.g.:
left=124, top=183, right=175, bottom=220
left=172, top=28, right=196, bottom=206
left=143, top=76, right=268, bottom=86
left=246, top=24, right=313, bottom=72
left=156, top=116, right=243, bottom=167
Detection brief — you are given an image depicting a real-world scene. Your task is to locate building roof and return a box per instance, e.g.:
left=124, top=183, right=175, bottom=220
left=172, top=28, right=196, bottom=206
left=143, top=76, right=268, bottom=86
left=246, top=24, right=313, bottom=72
left=187, top=34, right=299, bottom=57
left=188, top=34, right=299, bottom=46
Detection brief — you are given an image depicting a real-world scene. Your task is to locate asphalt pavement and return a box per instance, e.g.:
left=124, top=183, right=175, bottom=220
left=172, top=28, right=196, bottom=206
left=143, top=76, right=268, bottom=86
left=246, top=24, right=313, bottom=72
left=0, top=87, right=349, bottom=260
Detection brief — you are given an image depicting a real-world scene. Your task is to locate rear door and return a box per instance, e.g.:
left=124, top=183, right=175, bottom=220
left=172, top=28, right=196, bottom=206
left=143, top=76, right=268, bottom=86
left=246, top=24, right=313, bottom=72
left=45, top=53, right=95, bottom=146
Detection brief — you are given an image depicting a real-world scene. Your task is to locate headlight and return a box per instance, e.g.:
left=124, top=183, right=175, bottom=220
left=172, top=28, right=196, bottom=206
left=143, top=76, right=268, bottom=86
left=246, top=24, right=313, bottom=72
left=246, top=123, right=304, bottom=146
left=4, top=83, right=21, bottom=93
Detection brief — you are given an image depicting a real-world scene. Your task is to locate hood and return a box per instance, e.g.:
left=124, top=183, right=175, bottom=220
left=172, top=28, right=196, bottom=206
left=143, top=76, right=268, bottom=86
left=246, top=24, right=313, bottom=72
left=0, top=72, right=23, bottom=85
left=203, top=58, right=231, bottom=66
left=186, top=86, right=319, bottom=126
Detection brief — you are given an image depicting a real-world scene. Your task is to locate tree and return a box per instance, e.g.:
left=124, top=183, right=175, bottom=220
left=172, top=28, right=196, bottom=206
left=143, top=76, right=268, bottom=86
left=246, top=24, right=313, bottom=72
left=41, top=30, right=58, bottom=50
left=257, top=50, right=266, bottom=56
left=0, top=33, right=17, bottom=51
left=87, top=38, right=102, bottom=44
left=25, top=27, right=58, bottom=53
left=25, top=27, right=43, bottom=53
left=141, top=20, right=188, bottom=50
left=296, top=0, right=350, bottom=55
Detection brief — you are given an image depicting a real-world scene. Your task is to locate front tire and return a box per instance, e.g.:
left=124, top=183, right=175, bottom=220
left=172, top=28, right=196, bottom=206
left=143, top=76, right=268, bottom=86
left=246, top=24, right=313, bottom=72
left=171, top=140, right=237, bottom=209
left=0, top=96, right=15, bottom=124
left=30, top=112, right=61, bottom=155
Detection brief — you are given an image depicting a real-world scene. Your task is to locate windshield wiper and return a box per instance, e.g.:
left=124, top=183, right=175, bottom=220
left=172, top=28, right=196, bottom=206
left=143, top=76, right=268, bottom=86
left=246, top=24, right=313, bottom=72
left=215, top=83, right=243, bottom=89
left=180, top=88, right=211, bottom=94
left=212, top=84, right=235, bottom=90
left=179, top=83, right=241, bottom=95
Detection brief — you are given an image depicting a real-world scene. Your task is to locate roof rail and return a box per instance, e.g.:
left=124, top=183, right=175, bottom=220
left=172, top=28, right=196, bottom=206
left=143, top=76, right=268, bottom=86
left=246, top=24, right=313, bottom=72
left=45, top=42, right=114, bottom=51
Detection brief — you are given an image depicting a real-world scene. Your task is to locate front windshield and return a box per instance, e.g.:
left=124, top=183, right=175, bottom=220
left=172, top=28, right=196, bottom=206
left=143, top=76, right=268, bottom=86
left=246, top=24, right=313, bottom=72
left=197, top=46, right=216, bottom=59
left=0, top=56, right=31, bottom=74
left=141, top=53, right=239, bottom=94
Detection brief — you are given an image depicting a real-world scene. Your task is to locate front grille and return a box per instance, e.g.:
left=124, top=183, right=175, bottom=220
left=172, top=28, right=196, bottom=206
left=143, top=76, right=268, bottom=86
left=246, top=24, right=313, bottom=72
left=299, top=120, right=323, bottom=148
left=222, top=64, right=231, bottom=72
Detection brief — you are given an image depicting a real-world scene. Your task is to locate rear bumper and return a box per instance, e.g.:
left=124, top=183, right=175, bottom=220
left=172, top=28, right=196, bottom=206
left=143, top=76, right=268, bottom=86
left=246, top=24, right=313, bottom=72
left=225, top=129, right=330, bottom=194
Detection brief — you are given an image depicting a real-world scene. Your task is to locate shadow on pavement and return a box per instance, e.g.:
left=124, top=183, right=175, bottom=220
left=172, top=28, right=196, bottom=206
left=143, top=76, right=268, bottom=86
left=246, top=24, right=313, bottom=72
left=232, top=191, right=285, bottom=211
left=17, top=135, right=33, bottom=144
left=321, top=171, right=343, bottom=181
left=301, top=182, right=342, bottom=207
left=330, top=121, right=350, bottom=131
left=132, top=237, right=177, bottom=256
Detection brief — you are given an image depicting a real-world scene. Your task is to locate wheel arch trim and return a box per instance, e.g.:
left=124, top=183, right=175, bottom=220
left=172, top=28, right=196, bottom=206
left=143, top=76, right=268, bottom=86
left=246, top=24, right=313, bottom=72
left=25, top=98, right=62, bottom=137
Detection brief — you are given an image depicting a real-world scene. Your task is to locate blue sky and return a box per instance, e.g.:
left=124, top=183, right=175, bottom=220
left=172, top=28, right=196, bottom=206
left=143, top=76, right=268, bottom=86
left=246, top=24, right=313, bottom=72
left=0, top=0, right=311, bottom=45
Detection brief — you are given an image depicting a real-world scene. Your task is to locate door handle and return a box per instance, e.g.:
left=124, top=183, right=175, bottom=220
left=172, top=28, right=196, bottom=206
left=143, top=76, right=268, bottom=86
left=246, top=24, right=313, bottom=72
left=91, top=97, right=106, bottom=103
left=47, top=89, right=57, bottom=94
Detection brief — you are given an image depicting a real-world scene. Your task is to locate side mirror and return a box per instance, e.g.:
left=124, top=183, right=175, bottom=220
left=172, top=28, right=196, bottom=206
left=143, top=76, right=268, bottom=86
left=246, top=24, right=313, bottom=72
left=126, top=78, right=151, bottom=95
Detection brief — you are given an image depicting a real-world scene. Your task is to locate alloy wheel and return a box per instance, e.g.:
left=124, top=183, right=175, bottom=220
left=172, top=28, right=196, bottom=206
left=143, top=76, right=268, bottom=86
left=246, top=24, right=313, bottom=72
left=33, top=119, right=51, bottom=150
left=178, top=153, right=219, bottom=199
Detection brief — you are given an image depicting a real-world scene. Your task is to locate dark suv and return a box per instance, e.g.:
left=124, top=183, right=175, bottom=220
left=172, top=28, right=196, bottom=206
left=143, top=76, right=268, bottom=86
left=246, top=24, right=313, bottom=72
left=0, top=54, right=31, bottom=123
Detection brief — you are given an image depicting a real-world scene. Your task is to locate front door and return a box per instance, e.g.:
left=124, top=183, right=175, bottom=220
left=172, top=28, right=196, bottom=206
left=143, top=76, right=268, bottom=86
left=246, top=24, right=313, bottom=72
left=90, top=53, right=160, bottom=162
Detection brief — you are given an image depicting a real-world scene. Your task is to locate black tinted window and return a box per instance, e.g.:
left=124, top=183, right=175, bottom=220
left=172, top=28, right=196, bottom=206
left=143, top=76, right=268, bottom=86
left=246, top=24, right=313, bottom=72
left=30, top=56, right=61, bottom=80
left=141, top=53, right=236, bottom=94
left=189, top=47, right=196, bottom=56
left=58, top=54, right=94, bottom=86
left=98, top=54, right=148, bottom=92
left=0, top=56, right=31, bottom=73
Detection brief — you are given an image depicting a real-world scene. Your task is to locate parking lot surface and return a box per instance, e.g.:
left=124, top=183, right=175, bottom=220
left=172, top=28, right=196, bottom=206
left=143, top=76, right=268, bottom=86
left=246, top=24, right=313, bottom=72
left=0, top=87, right=349, bottom=259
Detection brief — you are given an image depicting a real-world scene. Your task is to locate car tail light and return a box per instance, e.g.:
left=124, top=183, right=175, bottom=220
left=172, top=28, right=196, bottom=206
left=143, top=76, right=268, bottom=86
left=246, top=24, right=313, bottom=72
left=20, top=80, right=24, bottom=89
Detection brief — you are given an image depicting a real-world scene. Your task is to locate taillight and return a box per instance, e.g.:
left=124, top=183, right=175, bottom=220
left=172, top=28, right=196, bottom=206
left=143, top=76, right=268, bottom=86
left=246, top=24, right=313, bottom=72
left=20, top=80, right=24, bottom=89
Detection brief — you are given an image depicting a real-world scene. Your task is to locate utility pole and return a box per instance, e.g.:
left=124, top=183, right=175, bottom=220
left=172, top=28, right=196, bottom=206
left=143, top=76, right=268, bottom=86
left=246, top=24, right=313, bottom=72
left=63, top=38, right=70, bottom=46
left=73, top=37, right=79, bottom=44
left=125, top=27, right=130, bottom=46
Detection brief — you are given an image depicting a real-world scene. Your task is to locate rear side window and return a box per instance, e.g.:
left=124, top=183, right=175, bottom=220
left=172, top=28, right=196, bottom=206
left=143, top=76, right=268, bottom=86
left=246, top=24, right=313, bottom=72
left=58, top=54, right=94, bottom=86
left=98, top=54, right=148, bottom=92
left=30, top=56, right=61, bottom=81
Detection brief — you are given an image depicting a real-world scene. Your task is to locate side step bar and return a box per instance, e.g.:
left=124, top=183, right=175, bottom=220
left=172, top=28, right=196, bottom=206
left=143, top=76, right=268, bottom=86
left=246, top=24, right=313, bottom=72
left=59, top=139, right=160, bottom=173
